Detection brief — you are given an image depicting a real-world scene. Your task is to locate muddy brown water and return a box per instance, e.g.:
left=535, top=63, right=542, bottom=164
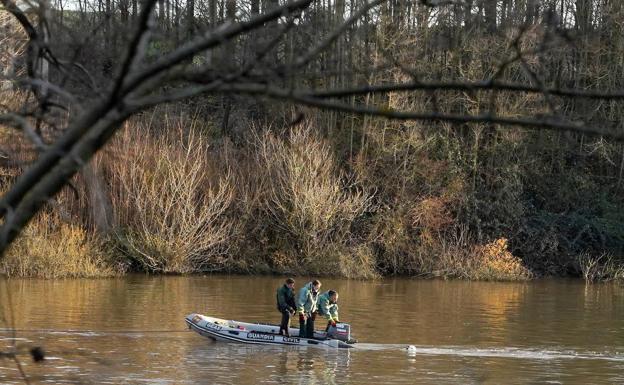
left=1, top=276, right=623, bottom=384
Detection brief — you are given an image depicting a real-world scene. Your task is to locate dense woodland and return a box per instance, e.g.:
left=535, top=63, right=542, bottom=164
left=0, top=0, right=623, bottom=280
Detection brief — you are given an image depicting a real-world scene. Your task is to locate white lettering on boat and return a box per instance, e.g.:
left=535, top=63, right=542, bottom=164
left=282, top=337, right=300, bottom=343
left=205, top=323, right=223, bottom=331
left=248, top=332, right=275, bottom=341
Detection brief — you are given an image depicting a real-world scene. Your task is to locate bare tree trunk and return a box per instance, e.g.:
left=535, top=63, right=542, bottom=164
left=525, top=0, right=537, bottom=24
left=221, top=0, right=237, bottom=136
left=266, top=0, right=279, bottom=66
left=105, top=0, right=111, bottom=40
left=204, top=0, right=218, bottom=65
left=158, top=0, right=165, bottom=24
left=225, top=0, right=236, bottom=63
left=187, top=0, right=194, bottom=38
left=575, top=0, right=593, bottom=31
left=463, top=0, right=474, bottom=28
left=103, top=0, right=113, bottom=75
left=120, top=0, right=129, bottom=23
left=483, top=0, right=496, bottom=32
left=82, top=164, right=112, bottom=234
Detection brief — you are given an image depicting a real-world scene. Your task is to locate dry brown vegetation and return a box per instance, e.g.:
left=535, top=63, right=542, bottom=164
left=105, top=118, right=236, bottom=273
left=0, top=108, right=553, bottom=280
left=1, top=212, right=115, bottom=278
left=1, top=98, right=621, bottom=280
left=1, top=1, right=623, bottom=281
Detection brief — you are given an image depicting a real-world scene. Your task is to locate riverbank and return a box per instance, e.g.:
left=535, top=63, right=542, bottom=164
left=1, top=107, right=622, bottom=282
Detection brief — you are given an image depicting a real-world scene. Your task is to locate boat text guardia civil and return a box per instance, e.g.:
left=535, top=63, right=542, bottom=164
left=185, top=313, right=356, bottom=349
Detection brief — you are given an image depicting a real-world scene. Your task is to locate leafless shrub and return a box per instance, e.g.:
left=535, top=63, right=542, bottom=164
left=106, top=118, right=236, bottom=273
left=250, top=124, right=374, bottom=276
left=0, top=9, right=27, bottom=88
left=577, top=252, right=624, bottom=283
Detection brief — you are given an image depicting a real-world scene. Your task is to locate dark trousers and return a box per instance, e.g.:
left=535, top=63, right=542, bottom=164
left=279, top=309, right=292, bottom=336
left=299, top=312, right=316, bottom=338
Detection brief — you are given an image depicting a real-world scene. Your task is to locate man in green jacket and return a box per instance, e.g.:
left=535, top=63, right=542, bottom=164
left=296, top=279, right=321, bottom=338
left=317, top=290, right=339, bottom=331
left=276, top=278, right=296, bottom=336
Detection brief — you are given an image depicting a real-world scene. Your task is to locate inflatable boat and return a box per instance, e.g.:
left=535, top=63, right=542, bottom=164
left=185, top=313, right=356, bottom=349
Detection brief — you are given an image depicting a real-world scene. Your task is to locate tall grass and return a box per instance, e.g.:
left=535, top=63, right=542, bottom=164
left=1, top=212, right=117, bottom=278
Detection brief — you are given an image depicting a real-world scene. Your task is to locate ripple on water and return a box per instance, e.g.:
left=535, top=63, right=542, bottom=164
left=0, top=276, right=622, bottom=384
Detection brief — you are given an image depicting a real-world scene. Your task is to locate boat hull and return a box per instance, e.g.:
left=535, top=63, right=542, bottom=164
left=185, top=313, right=354, bottom=349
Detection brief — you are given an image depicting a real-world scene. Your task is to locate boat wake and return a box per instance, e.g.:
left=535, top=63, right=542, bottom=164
left=353, top=343, right=624, bottom=362
left=2, top=328, right=622, bottom=362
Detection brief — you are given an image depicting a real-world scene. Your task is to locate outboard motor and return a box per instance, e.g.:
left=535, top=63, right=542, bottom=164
left=327, top=323, right=357, bottom=344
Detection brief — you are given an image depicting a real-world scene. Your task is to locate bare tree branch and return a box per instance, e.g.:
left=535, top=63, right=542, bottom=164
left=306, top=80, right=624, bottom=101
left=209, top=83, right=624, bottom=140
left=0, top=0, right=37, bottom=40
left=0, top=0, right=316, bottom=254
left=110, top=0, right=158, bottom=100
left=419, top=0, right=465, bottom=6
left=0, top=113, right=47, bottom=150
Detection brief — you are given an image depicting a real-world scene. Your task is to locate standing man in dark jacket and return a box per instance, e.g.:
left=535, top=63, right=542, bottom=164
left=276, top=278, right=297, bottom=336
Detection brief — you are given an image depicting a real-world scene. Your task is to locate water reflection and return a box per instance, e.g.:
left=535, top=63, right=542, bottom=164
left=181, top=341, right=351, bottom=385
left=0, top=276, right=623, bottom=384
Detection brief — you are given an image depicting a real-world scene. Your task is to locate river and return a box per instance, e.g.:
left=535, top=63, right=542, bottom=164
left=1, top=276, right=623, bottom=384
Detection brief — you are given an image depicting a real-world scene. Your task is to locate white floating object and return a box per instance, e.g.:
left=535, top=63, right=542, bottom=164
left=407, top=345, right=417, bottom=354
